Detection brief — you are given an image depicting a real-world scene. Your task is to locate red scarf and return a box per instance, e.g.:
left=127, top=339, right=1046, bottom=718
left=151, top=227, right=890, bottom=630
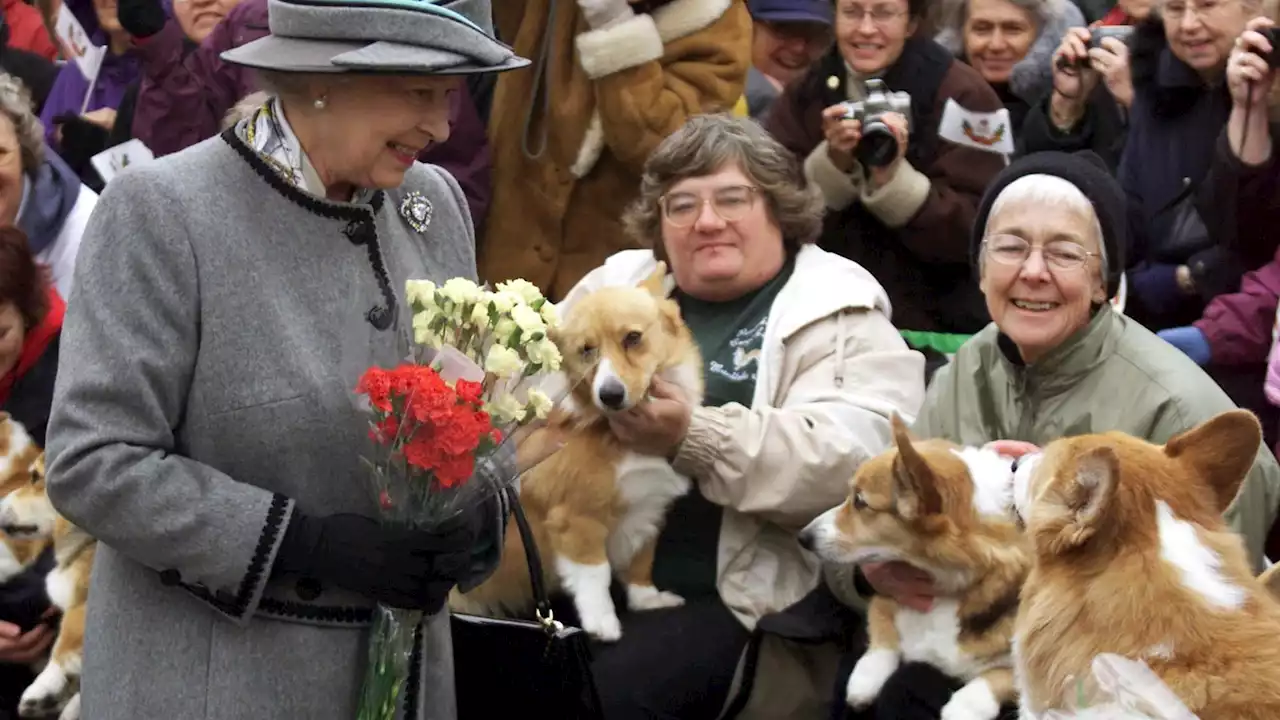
left=0, top=289, right=64, bottom=406
left=1097, top=7, right=1135, bottom=25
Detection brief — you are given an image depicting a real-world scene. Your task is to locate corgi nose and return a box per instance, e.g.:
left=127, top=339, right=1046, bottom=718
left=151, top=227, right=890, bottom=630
left=597, top=380, right=627, bottom=410
left=797, top=528, right=815, bottom=552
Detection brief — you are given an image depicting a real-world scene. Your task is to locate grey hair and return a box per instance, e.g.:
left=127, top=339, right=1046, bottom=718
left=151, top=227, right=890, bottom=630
left=939, top=0, right=1055, bottom=43
left=621, top=114, right=824, bottom=260
left=983, top=173, right=1109, bottom=282
left=252, top=70, right=318, bottom=104
left=0, top=74, right=44, bottom=173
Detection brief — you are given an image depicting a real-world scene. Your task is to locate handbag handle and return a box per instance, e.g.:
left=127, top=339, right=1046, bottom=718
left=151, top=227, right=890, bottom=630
left=502, top=485, right=559, bottom=632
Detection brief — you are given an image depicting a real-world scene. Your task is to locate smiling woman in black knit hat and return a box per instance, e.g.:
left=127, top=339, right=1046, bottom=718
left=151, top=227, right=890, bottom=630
left=825, top=149, right=1280, bottom=718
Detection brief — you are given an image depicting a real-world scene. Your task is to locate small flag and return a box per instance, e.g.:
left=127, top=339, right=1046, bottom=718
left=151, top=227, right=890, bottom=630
left=937, top=99, right=1015, bottom=156
left=90, top=139, right=156, bottom=184
left=54, top=6, right=107, bottom=83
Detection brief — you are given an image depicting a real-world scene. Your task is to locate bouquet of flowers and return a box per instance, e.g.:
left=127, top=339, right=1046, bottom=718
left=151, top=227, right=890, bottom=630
left=353, top=277, right=566, bottom=720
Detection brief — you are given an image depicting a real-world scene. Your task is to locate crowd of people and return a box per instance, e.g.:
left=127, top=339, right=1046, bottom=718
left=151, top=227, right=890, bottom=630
left=0, top=0, right=1272, bottom=717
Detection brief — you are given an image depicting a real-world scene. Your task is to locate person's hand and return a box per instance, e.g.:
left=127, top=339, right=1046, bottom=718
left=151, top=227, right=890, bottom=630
left=1090, top=37, right=1134, bottom=109
left=0, top=620, right=54, bottom=664
left=275, top=511, right=481, bottom=613
left=82, top=107, right=117, bottom=131
left=861, top=561, right=935, bottom=612
left=1157, top=326, right=1212, bottom=366
left=1228, top=17, right=1276, bottom=110
left=984, top=440, right=1041, bottom=460
left=1051, top=27, right=1100, bottom=128
left=866, top=111, right=909, bottom=189
left=607, top=376, right=693, bottom=459
left=576, top=0, right=641, bottom=29
left=822, top=104, right=861, bottom=173
left=117, top=0, right=168, bottom=39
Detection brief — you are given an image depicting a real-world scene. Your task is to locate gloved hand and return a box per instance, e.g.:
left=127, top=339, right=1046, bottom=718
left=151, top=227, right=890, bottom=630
left=116, top=0, right=167, bottom=40
left=1157, top=326, right=1212, bottom=366
left=275, top=510, right=483, bottom=613
left=576, top=0, right=637, bottom=29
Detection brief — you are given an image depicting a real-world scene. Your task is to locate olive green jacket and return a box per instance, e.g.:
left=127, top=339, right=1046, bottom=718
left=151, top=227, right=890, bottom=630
left=913, top=307, right=1280, bottom=571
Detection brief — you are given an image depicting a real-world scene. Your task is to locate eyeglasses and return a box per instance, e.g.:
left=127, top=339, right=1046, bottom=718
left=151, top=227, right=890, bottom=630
left=837, top=4, right=907, bottom=24
left=1160, top=0, right=1231, bottom=21
left=660, top=185, right=760, bottom=227
left=983, top=235, right=1098, bottom=271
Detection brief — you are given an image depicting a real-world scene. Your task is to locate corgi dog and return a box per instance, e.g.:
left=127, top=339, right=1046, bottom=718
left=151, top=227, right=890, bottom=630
left=799, top=415, right=1031, bottom=720
left=1012, top=409, right=1280, bottom=719
left=454, top=263, right=704, bottom=642
left=0, top=415, right=48, bottom=585
left=0, top=452, right=96, bottom=720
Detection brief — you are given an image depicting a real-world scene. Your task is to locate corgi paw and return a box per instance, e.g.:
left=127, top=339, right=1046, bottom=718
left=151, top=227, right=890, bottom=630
left=626, top=584, right=685, bottom=611
left=57, top=693, right=80, bottom=720
left=941, top=678, right=1001, bottom=720
left=845, top=649, right=899, bottom=709
left=18, top=661, right=71, bottom=718
left=580, top=610, right=623, bottom=642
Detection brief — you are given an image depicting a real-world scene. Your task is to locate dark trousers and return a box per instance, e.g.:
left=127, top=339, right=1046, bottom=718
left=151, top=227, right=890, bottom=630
left=831, top=655, right=1019, bottom=720
left=552, top=590, right=749, bottom=720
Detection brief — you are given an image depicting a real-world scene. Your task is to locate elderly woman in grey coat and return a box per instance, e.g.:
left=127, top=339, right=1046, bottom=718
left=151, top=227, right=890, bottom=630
left=42, top=1, right=527, bottom=718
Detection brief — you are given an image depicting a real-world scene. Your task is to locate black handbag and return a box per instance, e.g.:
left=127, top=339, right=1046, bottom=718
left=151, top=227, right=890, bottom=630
left=1152, top=180, right=1214, bottom=264
left=451, top=486, right=604, bottom=719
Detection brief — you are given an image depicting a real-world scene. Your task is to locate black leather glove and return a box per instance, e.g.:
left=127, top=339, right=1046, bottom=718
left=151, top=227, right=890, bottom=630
left=116, top=0, right=167, bottom=40
left=275, top=510, right=482, bottom=613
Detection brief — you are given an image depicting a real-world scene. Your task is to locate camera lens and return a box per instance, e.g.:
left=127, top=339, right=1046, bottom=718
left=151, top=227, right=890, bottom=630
left=857, top=120, right=898, bottom=168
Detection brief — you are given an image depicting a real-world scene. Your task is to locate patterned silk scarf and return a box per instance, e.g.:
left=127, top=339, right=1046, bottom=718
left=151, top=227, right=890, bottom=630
left=238, top=97, right=376, bottom=203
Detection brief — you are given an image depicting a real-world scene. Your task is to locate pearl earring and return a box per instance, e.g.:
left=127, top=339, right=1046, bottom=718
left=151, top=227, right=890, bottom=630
left=313, top=97, right=327, bottom=110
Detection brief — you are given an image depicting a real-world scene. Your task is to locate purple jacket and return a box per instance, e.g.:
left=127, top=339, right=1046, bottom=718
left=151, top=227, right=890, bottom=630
left=128, top=0, right=492, bottom=228
left=1194, top=245, right=1280, bottom=368
left=38, top=46, right=140, bottom=147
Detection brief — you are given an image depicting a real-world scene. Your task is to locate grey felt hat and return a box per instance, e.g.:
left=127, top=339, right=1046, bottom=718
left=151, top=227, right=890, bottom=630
left=220, top=0, right=529, bottom=75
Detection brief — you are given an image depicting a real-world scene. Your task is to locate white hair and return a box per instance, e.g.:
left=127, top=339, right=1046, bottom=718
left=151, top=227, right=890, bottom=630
left=984, top=173, right=1108, bottom=281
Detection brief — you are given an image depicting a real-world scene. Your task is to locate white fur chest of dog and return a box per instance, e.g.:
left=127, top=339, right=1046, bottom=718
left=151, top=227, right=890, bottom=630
left=896, top=599, right=1006, bottom=680
left=606, top=452, right=692, bottom=570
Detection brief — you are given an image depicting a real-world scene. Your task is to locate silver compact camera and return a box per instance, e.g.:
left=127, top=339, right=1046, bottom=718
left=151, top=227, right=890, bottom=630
left=841, top=79, right=911, bottom=168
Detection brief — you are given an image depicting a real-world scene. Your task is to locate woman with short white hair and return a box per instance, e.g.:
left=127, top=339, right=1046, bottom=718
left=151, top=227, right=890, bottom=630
left=43, top=1, right=527, bottom=717
left=827, top=150, right=1280, bottom=717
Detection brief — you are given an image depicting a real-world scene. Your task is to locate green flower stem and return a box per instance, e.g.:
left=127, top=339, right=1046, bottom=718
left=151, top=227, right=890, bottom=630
left=356, top=605, right=423, bottom=720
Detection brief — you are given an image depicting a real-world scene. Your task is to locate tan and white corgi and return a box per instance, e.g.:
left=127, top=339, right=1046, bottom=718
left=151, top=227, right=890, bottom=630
left=1012, top=410, right=1280, bottom=719
left=454, top=263, right=704, bottom=641
left=0, top=452, right=96, bottom=720
left=800, top=415, right=1031, bottom=720
left=0, top=415, right=48, bottom=585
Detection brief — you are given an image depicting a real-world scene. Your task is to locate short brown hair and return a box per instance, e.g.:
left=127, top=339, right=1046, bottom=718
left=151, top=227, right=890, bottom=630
left=622, top=114, right=824, bottom=261
left=0, top=228, right=48, bottom=329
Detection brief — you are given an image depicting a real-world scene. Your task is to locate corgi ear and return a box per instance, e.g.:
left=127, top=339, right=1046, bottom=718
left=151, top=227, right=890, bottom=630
left=639, top=262, right=669, bottom=298
left=891, top=414, right=943, bottom=519
left=1164, top=410, right=1260, bottom=515
left=1258, top=563, right=1280, bottom=603
left=1041, top=446, right=1118, bottom=551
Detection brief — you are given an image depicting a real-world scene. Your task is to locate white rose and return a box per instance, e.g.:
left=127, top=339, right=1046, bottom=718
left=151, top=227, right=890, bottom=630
left=493, top=318, right=518, bottom=342
left=440, top=277, right=482, bottom=306
left=510, top=304, right=545, bottom=336
left=485, top=393, right=526, bottom=424
left=413, top=311, right=442, bottom=347
left=526, top=388, right=554, bottom=420
left=469, top=301, right=492, bottom=329
left=484, top=344, right=524, bottom=378
left=496, top=278, right=544, bottom=306
left=490, top=291, right=522, bottom=314
left=539, top=301, right=560, bottom=328
left=525, top=338, right=562, bottom=371
left=405, top=279, right=437, bottom=309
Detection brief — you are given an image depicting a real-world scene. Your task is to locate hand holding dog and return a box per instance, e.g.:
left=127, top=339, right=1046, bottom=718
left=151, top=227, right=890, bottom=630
left=0, top=620, right=54, bottom=665
left=608, top=377, right=693, bottom=459
left=861, top=561, right=935, bottom=612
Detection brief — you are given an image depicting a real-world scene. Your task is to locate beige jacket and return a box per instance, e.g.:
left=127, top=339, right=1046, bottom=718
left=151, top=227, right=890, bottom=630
left=560, top=245, right=927, bottom=717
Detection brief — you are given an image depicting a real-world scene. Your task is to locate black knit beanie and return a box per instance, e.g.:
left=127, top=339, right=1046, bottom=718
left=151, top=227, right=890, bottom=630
left=971, top=150, right=1126, bottom=298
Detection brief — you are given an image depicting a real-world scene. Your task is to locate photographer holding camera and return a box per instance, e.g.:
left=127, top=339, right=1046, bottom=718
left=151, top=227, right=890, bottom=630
left=767, top=0, right=1005, bottom=365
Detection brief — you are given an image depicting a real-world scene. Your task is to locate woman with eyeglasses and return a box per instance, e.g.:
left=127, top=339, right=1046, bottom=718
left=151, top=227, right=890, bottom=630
left=766, top=0, right=1006, bottom=378
left=553, top=113, right=926, bottom=720
left=827, top=151, right=1280, bottom=718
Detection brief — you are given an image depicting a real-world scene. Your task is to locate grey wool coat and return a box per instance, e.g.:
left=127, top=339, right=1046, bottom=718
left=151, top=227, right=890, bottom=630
left=44, top=128, right=505, bottom=719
